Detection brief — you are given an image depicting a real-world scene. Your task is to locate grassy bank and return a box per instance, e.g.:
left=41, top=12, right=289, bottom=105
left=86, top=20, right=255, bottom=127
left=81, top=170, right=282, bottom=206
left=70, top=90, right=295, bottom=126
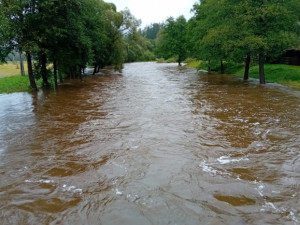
left=186, top=61, right=300, bottom=90
left=185, top=60, right=202, bottom=69
left=0, top=75, right=33, bottom=94
left=232, top=64, right=300, bottom=90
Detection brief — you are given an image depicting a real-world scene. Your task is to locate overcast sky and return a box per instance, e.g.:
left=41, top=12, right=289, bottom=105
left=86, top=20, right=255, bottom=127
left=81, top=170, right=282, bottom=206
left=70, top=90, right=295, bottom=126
left=107, top=0, right=197, bottom=27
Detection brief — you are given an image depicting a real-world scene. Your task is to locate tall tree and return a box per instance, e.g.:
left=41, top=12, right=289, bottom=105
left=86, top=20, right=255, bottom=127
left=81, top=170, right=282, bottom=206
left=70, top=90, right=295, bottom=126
left=0, top=0, right=38, bottom=89
left=157, top=16, right=188, bottom=66
left=190, top=0, right=300, bottom=83
left=142, top=23, right=164, bottom=40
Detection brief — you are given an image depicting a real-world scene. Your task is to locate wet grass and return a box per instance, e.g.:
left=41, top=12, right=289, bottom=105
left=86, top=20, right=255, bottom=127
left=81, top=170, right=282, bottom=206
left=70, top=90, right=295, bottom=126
left=233, top=64, right=300, bottom=90
left=187, top=60, right=300, bottom=90
left=0, top=75, right=32, bottom=93
left=185, top=60, right=202, bottom=68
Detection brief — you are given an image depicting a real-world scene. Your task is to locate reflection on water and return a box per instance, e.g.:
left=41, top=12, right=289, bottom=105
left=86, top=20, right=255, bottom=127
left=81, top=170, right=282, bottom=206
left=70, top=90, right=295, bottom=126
left=0, top=62, right=299, bottom=224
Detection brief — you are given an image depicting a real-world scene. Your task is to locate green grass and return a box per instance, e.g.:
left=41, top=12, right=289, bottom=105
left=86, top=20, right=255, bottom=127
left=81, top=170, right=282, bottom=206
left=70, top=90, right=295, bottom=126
left=186, top=59, right=300, bottom=90
left=233, top=64, right=300, bottom=89
left=185, top=60, right=202, bottom=68
left=0, top=75, right=36, bottom=94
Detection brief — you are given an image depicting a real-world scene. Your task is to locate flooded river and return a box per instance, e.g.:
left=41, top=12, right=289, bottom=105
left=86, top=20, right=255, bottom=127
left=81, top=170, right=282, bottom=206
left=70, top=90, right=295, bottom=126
left=0, top=62, right=299, bottom=225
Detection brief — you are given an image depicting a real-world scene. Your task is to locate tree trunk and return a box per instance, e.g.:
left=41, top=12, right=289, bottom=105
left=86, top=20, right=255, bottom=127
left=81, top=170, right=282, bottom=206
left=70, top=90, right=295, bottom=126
left=58, top=65, right=63, bottom=83
left=79, top=67, right=82, bottom=78
left=93, top=63, right=97, bottom=75
left=40, top=51, right=50, bottom=88
left=53, top=60, right=58, bottom=87
left=178, top=55, right=182, bottom=67
left=259, top=54, right=265, bottom=84
left=26, top=52, right=37, bottom=90
left=220, top=59, right=224, bottom=74
left=20, top=52, right=25, bottom=76
left=244, top=55, right=251, bottom=80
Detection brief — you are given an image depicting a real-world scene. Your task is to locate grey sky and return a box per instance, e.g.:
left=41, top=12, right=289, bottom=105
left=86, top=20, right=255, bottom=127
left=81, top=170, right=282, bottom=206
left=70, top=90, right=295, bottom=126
left=108, top=0, right=197, bottom=27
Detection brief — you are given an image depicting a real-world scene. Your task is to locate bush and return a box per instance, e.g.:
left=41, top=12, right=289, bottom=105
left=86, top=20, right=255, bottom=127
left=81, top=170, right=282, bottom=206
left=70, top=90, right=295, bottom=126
left=156, top=58, right=166, bottom=63
left=166, top=57, right=177, bottom=63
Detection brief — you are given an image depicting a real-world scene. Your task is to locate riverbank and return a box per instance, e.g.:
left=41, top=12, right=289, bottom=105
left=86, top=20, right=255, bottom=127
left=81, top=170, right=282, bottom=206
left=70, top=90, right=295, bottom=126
left=0, top=75, right=35, bottom=94
left=2, top=61, right=300, bottom=94
left=186, top=61, right=300, bottom=90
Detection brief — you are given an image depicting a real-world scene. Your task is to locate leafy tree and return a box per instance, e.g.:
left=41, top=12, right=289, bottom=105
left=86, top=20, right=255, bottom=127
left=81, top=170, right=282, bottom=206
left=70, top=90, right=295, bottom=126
left=124, top=30, right=155, bottom=62
left=157, top=16, right=188, bottom=66
left=0, top=0, right=39, bottom=89
left=190, top=0, right=300, bottom=83
left=142, top=23, right=164, bottom=40
left=0, top=0, right=131, bottom=90
left=0, top=5, right=12, bottom=63
left=121, top=9, right=155, bottom=62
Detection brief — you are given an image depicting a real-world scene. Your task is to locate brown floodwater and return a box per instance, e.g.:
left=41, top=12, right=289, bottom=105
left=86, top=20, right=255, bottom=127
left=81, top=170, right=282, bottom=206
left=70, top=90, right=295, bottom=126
left=0, top=62, right=299, bottom=225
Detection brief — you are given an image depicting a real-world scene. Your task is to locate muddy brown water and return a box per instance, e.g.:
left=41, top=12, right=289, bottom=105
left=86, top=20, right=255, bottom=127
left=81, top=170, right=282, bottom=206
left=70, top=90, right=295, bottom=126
left=0, top=62, right=299, bottom=225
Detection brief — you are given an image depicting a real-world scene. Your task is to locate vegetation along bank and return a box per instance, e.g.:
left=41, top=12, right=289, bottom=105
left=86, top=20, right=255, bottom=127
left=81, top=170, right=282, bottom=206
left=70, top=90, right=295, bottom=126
left=1, top=0, right=300, bottom=93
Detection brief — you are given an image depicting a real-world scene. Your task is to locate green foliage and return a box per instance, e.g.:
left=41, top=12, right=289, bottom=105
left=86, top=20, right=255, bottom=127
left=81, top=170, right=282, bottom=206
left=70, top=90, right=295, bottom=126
left=185, top=60, right=201, bottom=69
left=233, top=64, right=300, bottom=83
left=189, top=0, right=300, bottom=82
left=142, top=23, right=164, bottom=40
left=156, top=16, right=188, bottom=65
left=0, top=0, right=134, bottom=90
left=123, top=11, right=156, bottom=63
left=156, top=58, right=166, bottom=63
left=166, top=57, right=178, bottom=63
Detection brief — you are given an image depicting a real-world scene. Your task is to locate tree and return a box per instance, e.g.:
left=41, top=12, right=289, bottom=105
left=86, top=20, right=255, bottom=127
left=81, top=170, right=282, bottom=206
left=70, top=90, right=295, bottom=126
left=0, top=5, right=13, bottom=63
left=190, top=0, right=300, bottom=83
left=0, top=0, right=38, bottom=89
left=121, top=9, right=155, bottom=62
left=157, top=16, right=188, bottom=66
left=142, top=23, right=164, bottom=40
left=1, top=0, right=131, bottom=90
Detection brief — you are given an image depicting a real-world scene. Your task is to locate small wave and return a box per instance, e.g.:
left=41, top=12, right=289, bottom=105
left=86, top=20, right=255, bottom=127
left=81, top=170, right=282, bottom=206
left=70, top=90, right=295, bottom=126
left=199, top=161, right=231, bottom=176
left=199, top=161, right=218, bottom=175
left=25, top=179, right=54, bottom=184
left=217, top=156, right=249, bottom=165
left=256, top=182, right=299, bottom=224
left=115, top=188, right=123, bottom=196
left=62, top=184, right=83, bottom=194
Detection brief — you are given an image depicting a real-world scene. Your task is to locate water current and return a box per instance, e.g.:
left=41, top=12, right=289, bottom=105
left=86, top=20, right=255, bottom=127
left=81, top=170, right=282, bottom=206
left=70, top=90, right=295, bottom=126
left=0, top=62, right=299, bottom=225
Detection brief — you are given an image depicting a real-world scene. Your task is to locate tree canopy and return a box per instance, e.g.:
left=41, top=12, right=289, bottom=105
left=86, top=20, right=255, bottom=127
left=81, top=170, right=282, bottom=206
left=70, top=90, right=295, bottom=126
left=0, top=0, right=142, bottom=89
left=156, top=16, right=188, bottom=66
left=188, top=0, right=300, bottom=83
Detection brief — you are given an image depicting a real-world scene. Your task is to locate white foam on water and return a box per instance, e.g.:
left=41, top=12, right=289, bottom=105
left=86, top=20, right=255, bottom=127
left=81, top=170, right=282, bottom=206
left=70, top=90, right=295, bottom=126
left=199, top=161, right=218, bottom=175
left=217, top=156, right=249, bottom=164
left=25, top=179, right=54, bottom=184
left=62, top=184, right=83, bottom=194
left=115, top=188, right=123, bottom=196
